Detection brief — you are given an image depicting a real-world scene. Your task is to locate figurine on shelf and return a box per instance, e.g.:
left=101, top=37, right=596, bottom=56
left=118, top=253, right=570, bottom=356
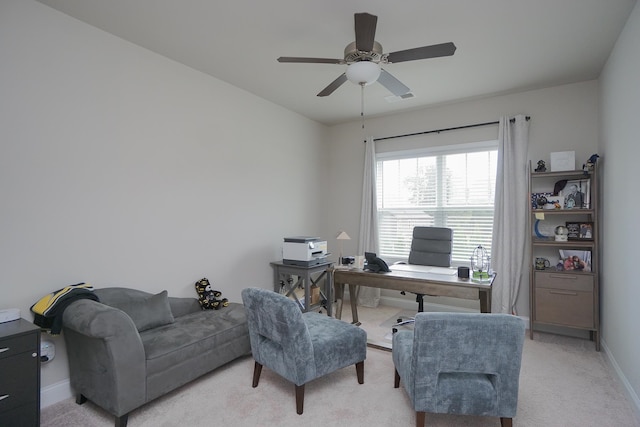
left=534, top=160, right=547, bottom=172
left=583, top=153, right=599, bottom=173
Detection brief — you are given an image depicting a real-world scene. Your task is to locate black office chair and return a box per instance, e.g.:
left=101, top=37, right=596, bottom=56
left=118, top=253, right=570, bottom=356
left=400, top=226, right=453, bottom=312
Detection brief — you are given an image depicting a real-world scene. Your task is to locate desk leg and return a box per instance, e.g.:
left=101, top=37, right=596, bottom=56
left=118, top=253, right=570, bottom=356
left=480, top=289, right=491, bottom=313
left=349, top=285, right=360, bottom=325
left=325, top=270, right=333, bottom=317
left=334, top=283, right=344, bottom=320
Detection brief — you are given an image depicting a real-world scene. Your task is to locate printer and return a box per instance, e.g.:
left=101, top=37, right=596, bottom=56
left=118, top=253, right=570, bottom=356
left=282, top=236, right=328, bottom=266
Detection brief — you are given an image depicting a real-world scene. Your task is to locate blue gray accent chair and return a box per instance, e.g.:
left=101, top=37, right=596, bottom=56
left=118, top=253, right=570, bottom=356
left=241, top=287, right=367, bottom=414
left=393, top=312, right=525, bottom=427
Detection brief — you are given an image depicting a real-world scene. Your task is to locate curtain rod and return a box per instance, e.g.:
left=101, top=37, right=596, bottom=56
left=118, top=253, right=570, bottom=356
left=372, top=116, right=530, bottom=142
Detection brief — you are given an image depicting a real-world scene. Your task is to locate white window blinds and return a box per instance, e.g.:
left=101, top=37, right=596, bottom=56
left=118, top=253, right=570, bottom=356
left=376, top=141, right=498, bottom=265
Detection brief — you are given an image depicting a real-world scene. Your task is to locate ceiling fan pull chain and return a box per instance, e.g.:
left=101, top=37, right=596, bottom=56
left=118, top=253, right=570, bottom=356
left=361, top=82, right=365, bottom=129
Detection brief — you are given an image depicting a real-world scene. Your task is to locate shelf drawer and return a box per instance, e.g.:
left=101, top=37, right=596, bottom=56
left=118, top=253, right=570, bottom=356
left=535, top=271, right=594, bottom=292
left=535, top=287, right=594, bottom=328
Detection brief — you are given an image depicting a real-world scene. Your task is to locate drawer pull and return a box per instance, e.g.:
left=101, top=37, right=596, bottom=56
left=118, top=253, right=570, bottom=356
left=0, top=394, right=9, bottom=401
left=549, top=274, right=578, bottom=280
left=549, top=290, right=578, bottom=296
left=0, top=347, right=9, bottom=353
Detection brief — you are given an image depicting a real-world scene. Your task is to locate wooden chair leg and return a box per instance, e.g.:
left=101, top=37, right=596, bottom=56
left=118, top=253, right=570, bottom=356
left=394, top=369, right=400, bottom=388
left=252, top=361, right=263, bottom=387
left=416, top=411, right=425, bottom=427
left=500, top=417, right=513, bottom=427
left=295, top=384, right=305, bottom=415
left=355, top=361, right=364, bottom=384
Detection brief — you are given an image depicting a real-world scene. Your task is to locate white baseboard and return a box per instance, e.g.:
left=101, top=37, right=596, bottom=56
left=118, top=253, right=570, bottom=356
left=600, top=338, right=640, bottom=421
left=41, top=379, right=73, bottom=409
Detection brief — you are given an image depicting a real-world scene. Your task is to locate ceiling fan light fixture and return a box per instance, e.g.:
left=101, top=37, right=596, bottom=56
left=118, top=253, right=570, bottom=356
left=346, top=61, right=381, bottom=86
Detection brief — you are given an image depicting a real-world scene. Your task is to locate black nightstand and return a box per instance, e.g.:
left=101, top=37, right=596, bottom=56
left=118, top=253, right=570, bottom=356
left=0, top=318, right=41, bottom=427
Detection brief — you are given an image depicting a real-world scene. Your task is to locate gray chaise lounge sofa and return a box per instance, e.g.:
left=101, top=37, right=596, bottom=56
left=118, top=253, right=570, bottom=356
left=62, top=287, right=251, bottom=427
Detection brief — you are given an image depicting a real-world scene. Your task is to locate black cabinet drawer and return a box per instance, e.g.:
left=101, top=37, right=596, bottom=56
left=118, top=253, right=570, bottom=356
left=0, top=351, right=39, bottom=413
left=0, top=333, right=38, bottom=361
left=0, top=402, right=39, bottom=427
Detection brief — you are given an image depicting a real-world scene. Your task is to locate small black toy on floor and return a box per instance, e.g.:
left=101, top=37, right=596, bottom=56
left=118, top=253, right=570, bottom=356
left=195, top=278, right=228, bottom=309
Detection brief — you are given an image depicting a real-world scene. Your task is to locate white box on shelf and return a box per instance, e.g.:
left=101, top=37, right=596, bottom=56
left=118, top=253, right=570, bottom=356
left=550, top=151, right=575, bottom=171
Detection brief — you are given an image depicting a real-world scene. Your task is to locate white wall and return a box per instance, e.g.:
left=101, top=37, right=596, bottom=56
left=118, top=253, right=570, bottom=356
left=0, top=0, right=327, bottom=390
left=326, top=80, right=599, bottom=314
left=599, top=0, right=640, bottom=413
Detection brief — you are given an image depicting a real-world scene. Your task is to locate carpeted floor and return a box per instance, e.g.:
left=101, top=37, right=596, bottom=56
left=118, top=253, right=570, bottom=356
left=40, top=304, right=640, bottom=427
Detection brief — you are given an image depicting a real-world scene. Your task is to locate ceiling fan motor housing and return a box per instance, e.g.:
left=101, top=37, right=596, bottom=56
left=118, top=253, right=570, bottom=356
left=344, top=41, right=385, bottom=64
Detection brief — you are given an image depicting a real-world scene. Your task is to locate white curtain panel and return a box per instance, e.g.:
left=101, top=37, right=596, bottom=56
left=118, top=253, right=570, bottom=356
left=491, top=115, right=530, bottom=314
left=357, top=136, right=381, bottom=307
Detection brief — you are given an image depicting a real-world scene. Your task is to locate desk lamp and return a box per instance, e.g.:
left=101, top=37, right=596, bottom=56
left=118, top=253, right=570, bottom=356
left=336, top=231, right=351, bottom=265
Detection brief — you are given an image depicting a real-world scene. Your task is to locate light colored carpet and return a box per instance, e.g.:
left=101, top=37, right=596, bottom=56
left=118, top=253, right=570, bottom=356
left=41, top=304, right=640, bottom=427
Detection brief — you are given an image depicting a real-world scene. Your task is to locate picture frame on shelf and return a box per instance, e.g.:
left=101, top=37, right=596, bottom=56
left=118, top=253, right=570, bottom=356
left=579, top=222, right=594, bottom=239
left=566, top=222, right=580, bottom=240
left=559, top=249, right=592, bottom=272
left=550, top=151, right=575, bottom=171
left=562, top=178, right=590, bottom=209
left=565, top=221, right=593, bottom=240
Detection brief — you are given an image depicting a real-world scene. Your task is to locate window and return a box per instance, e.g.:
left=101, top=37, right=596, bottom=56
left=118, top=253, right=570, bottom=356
left=376, top=141, right=498, bottom=265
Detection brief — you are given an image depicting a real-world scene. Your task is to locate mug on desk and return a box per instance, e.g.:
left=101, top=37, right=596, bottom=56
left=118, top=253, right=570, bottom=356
left=535, top=257, right=551, bottom=270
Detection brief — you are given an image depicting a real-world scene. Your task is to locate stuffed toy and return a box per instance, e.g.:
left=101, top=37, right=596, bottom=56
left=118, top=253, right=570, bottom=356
left=195, top=278, right=228, bottom=310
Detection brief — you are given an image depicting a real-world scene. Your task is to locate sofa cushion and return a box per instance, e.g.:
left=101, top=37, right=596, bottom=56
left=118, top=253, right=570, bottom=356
left=140, top=302, right=249, bottom=377
left=106, top=289, right=175, bottom=332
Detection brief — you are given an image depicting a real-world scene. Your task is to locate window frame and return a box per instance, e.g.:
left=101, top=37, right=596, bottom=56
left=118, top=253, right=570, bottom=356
left=375, top=140, right=498, bottom=266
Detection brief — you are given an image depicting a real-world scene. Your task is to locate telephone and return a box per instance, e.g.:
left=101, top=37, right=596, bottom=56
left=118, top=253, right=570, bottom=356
left=364, top=252, right=391, bottom=273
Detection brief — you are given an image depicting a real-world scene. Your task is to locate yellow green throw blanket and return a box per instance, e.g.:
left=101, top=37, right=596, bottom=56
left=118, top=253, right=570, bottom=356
left=31, top=283, right=98, bottom=334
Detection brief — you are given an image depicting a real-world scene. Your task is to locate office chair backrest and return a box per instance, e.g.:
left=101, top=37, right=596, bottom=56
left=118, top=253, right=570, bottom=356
left=408, top=227, right=452, bottom=267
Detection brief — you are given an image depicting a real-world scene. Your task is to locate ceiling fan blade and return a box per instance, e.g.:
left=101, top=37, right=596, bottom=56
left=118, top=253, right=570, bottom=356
left=278, top=57, right=344, bottom=64
left=354, top=13, right=377, bottom=52
left=387, top=42, right=457, bottom=63
left=317, top=73, right=348, bottom=97
left=378, top=69, right=411, bottom=96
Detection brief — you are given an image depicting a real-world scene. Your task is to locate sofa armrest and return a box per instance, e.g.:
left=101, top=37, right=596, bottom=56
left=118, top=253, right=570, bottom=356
left=62, top=299, right=147, bottom=417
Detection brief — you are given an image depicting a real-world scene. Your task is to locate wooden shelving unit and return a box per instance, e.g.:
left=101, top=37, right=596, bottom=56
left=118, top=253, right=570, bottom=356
left=528, top=163, right=600, bottom=350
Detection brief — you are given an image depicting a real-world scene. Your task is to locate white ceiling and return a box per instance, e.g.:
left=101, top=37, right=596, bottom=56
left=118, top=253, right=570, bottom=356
left=36, top=0, right=637, bottom=126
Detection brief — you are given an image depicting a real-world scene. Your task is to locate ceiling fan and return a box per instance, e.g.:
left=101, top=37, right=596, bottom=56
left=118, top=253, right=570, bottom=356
left=277, top=12, right=456, bottom=97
